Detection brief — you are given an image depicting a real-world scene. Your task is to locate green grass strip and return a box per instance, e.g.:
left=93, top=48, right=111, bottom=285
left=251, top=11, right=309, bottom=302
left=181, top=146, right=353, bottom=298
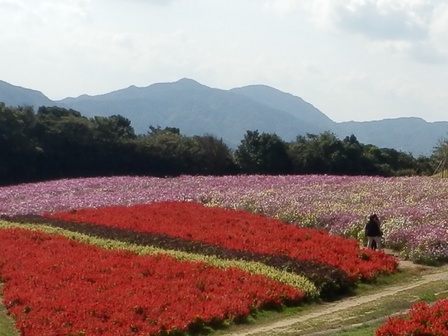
left=0, top=284, right=20, bottom=336
left=0, top=220, right=319, bottom=299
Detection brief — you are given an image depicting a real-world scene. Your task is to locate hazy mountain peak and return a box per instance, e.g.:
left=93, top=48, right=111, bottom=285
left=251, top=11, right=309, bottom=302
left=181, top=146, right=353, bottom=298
left=168, top=78, right=209, bottom=90
left=0, top=80, right=52, bottom=108
left=1, top=78, right=447, bottom=156
left=230, top=84, right=333, bottom=127
left=175, top=78, right=200, bottom=85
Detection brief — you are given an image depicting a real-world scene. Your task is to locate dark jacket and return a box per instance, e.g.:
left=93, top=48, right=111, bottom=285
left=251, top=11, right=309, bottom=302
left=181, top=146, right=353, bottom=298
left=365, top=219, right=381, bottom=237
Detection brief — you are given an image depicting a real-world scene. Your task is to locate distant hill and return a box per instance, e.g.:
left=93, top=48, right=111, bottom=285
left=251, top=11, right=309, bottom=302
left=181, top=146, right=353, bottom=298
left=0, top=80, right=53, bottom=108
left=336, top=118, right=447, bottom=156
left=229, top=84, right=334, bottom=129
left=1, top=78, right=447, bottom=156
left=56, top=79, right=314, bottom=147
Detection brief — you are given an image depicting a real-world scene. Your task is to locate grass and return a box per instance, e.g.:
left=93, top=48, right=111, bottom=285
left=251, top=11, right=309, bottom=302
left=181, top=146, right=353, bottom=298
left=333, top=281, right=448, bottom=336
left=433, top=169, right=448, bottom=178
left=214, top=264, right=448, bottom=336
left=311, top=280, right=448, bottom=334
left=0, top=286, right=19, bottom=336
left=333, top=326, right=377, bottom=335
left=301, top=280, right=448, bottom=336
left=0, top=311, right=18, bottom=336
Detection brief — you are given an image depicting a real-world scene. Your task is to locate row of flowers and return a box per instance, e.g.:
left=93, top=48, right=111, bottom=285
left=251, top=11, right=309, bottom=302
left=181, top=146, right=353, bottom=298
left=376, top=298, right=448, bottom=335
left=0, top=219, right=319, bottom=299
left=43, top=201, right=399, bottom=283
left=0, top=227, right=306, bottom=335
left=1, top=175, right=447, bottom=263
left=0, top=200, right=398, bottom=335
left=1, top=217, right=345, bottom=299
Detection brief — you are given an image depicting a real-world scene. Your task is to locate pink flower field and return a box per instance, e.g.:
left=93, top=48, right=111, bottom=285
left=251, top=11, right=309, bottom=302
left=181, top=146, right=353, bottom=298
left=0, top=174, right=447, bottom=335
left=1, top=174, right=447, bottom=263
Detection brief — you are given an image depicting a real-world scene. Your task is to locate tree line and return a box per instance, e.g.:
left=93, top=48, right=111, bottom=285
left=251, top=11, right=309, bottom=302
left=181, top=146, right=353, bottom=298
left=0, top=103, right=442, bottom=186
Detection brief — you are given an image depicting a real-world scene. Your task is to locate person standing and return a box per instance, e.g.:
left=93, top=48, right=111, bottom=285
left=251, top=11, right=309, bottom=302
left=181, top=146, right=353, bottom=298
left=365, top=214, right=382, bottom=250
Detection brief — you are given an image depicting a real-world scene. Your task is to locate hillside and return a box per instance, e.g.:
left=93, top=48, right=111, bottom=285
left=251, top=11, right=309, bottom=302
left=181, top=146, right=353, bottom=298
left=229, top=84, right=334, bottom=129
left=336, top=117, right=448, bottom=156
left=1, top=78, right=447, bottom=156
left=0, top=80, right=53, bottom=108
left=56, top=79, right=312, bottom=148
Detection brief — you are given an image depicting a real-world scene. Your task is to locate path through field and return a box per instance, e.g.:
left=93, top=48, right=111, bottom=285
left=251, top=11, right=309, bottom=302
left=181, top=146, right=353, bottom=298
left=220, top=254, right=448, bottom=336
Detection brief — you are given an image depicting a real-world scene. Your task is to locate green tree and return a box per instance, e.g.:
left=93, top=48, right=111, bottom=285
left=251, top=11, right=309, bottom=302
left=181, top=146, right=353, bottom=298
left=235, top=130, right=291, bottom=174
left=134, top=126, right=196, bottom=176
left=432, top=136, right=448, bottom=176
left=0, top=104, right=39, bottom=184
left=288, top=132, right=345, bottom=174
left=191, top=134, right=238, bottom=175
left=92, top=115, right=136, bottom=142
left=33, top=106, right=97, bottom=178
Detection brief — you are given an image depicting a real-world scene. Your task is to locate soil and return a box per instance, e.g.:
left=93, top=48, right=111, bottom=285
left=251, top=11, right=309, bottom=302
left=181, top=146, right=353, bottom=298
left=218, top=250, right=448, bottom=336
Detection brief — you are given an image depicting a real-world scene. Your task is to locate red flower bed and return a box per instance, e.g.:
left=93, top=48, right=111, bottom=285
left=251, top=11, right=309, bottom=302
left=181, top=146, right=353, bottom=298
left=376, top=299, right=448, bottom=335
left=45, top=201, right=398, bottom=281
left=0, top=228, right=304, bottom=335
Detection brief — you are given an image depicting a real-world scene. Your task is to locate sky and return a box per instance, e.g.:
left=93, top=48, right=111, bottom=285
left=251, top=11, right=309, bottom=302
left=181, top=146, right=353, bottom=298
left=1, top=0, right=447, bottom=123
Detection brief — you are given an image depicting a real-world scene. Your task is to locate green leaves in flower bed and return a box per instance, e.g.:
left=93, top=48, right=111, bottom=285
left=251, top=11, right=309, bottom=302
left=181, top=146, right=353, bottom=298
left=3, top=215, right=348, bottom=300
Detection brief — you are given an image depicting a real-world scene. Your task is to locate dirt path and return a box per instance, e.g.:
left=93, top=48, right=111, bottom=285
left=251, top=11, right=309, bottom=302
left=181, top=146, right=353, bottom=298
left=220, top=258, right=448, bottom=336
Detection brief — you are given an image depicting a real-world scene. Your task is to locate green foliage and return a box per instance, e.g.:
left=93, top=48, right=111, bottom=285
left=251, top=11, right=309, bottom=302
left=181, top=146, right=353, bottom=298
left=0, top=103, right=40, bottom=184
left=289, top=131, right=348, bottom=174
left=432, top=135, right=448, bottom=176
left=0, top=104, right=437, bottom=185
left=92, top=115, right=136, bottom=141
left=288, top=132, right=433, bottom=176
left=191, top=134, right=238, bottom=175
left=235, top=130, right=292, bottom=174
left=134, top=127, right=237, bottom=176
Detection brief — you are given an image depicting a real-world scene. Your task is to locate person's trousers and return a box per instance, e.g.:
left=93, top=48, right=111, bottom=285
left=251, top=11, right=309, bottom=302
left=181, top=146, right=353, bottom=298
left=367, top=236, right=382, bottom=250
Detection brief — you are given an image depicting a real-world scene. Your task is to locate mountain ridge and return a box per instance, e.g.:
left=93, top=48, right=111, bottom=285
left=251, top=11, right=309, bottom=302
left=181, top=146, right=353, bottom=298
left=1, top=78, right=446, bottom=156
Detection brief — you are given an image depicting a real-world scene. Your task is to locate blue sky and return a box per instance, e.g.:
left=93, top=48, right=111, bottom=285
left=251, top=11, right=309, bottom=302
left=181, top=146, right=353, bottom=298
left=1, top=0, right=447, bottom=122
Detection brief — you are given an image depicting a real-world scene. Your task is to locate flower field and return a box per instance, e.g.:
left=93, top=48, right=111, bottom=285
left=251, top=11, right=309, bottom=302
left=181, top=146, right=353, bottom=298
left=0, top=228, right=306, bottom=335
left=0, top=174, right=447, bottom=335
left=1, top=174, right=448, bottom=263
left=44, top=201, right=397, bottom=283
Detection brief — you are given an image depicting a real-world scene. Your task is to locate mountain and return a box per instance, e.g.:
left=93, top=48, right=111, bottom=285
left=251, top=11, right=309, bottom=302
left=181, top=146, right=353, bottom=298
left=0, top=80, right=53, bottom=108
left=1, top=78, right=447, bottom=156
left=230, top=84, right=334, bottom=129
left=55, top=78, right=330, bottom=147
left=336, top=118, right=447, bottom=156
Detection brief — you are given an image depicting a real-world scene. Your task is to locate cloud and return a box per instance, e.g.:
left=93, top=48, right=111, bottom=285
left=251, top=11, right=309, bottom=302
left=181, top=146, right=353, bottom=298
left=261, top=0, right=433, bottom=40
left=410, top=43, right=447, bottom=63
left=304, top=0, right=434, bottom=41
left=126, top=0, right=182, bottom=5
left=39, top=0, right=91, bottom=22
left=0, top=0, right=91, bottom=29
left=0, top=1, right=43, bottom=34
left=261, top=0, right=300, bottom=16
left=282, top=0, right=447, bottom=64
left=364, top=2, right=448, bottom=63
left=428, top=2, right=448, bottom=53
left=0, top=0, right=22, bottom=10
left=333, top=1, right=428, bottom=41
